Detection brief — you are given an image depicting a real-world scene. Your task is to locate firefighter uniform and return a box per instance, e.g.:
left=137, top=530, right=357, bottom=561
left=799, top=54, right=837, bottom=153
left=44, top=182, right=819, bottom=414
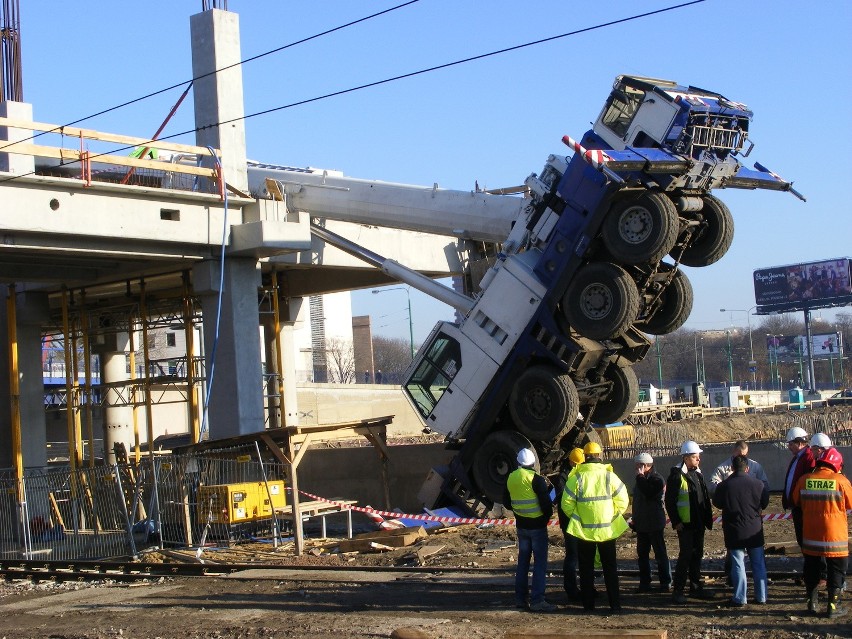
left=791, top=449, right=852, bottom=618
left=561, top=454, right=629, bottom=612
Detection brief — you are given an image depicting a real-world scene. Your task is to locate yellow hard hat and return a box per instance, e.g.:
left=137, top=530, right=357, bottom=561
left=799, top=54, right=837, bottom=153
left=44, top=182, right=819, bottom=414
left=568, top=448, right=585, bottom=465
left=583, top=441, right=602, bottom=456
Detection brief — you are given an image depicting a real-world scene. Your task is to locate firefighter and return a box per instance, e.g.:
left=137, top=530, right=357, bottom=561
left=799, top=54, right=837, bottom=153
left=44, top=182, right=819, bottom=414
left=504, top=448, right=555, bottom=612
left=561, top=441, right=628, bottom=613
left=791, top=447, right=852, bottom=618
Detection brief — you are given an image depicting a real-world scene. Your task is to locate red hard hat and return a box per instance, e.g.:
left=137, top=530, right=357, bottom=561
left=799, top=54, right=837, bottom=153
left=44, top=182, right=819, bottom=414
left=819, top=447, right=844, bottom=473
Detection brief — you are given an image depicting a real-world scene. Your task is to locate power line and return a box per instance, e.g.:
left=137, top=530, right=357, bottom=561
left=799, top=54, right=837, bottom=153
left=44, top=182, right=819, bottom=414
left=0, top=0, right=421, bottom=151
left=0, top=0, right=705, bottom=182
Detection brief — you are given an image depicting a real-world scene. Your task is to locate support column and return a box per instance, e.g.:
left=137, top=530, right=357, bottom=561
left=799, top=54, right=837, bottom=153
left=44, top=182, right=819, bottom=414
left=190, top=8, right=248, bottom=194
left=0, top=287, right=49, bottom=470
left=97, top=332, right=133, bottom=465
left=193, top=258, right=264, bottom=439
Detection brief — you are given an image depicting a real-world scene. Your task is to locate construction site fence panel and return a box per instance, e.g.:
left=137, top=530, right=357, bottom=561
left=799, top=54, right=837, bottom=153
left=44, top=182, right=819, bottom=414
left=0, top=453, right=291, bottom=561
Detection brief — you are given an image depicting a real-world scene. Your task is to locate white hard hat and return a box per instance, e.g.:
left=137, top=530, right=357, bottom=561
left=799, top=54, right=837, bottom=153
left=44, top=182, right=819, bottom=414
left=517, top=448, right=536, bottom=467
left=634, top=452, right=654, bottom=464
left=786, top=426, right=808, bottom=443
left=810, top=432, right=832, bottom=448
left=680, top=440, right=703, bottom=455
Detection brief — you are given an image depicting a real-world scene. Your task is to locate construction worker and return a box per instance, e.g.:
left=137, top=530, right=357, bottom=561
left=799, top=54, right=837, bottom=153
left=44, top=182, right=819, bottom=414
left=504, top=448, right=555, bottom=612
left=555, top=447, right=585, bottom=600
left=631, top=452, right=672, bottom=592
left=809, top=432, right=832, bottom=462
left=665, top=440, right=714, bottom=604
left=782, top=427, right=815, bottom=556
left=561, top=441, right=628, bottom=613
left=792, top=447, right=852, bottom=618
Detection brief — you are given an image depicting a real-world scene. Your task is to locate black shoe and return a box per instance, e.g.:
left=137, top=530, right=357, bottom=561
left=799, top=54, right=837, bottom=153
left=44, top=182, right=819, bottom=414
left=609, top=604, right=623, bottom=614
left=723, top=599, right=746, bottom=608
left=672, top=590, right=688, bottom=605
left=660, top=583, right=672, bottom=593
left=634, top=584, right=653, bottom=593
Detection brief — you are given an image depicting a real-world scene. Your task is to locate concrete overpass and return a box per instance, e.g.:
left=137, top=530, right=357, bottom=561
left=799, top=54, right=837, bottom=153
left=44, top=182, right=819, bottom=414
left=0, top=7, right=524, bottom=474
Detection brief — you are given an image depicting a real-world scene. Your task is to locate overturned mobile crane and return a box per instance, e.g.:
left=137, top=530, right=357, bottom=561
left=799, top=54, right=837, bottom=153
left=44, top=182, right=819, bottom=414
left=310, top=74, right=804, bottom=515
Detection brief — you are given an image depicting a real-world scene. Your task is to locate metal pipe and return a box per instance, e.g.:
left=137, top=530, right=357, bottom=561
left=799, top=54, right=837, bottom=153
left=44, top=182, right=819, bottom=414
left=310, top=223, right=475, bottom=315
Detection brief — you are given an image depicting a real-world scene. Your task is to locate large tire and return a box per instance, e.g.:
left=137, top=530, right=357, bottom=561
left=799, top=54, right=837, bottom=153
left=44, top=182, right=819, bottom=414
left=472, top=431, right=537, bottom=504
left=562, top=262, right=640, bottom=340
left=601, top=192, right=679, bottom=265
left=639, top=264, right=694, bottom=335
left=592, top=365, right=639, bottom=425
left=509, top=366, right=579, bottom=442
left=677, top=194, right=734, bottom=267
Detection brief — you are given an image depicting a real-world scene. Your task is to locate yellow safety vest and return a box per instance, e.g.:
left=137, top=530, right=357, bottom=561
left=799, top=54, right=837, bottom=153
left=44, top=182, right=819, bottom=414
left=507, top=467, right=545, bottom=519
left=561, top=462, right=629, bottom=542
left=676, top=474, right=691, bottom=524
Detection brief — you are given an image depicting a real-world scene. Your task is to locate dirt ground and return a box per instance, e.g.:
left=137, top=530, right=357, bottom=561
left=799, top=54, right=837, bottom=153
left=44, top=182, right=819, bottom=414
left=1, top=411, right=850, bottom=639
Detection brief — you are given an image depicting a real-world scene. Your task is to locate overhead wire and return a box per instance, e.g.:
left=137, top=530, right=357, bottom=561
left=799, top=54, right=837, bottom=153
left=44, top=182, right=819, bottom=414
left=0, top=0, right=706, bottom=184
left=0, top=0, right=421, bottom=151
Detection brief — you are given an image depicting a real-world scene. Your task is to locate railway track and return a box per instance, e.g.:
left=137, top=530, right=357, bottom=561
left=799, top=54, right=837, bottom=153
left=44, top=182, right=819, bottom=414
left=0, top=559, right=807, bottom=584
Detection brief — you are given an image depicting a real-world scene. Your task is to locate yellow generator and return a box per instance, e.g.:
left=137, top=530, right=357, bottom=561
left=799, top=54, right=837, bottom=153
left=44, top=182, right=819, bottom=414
left=197, top=481, right=287, bottom=524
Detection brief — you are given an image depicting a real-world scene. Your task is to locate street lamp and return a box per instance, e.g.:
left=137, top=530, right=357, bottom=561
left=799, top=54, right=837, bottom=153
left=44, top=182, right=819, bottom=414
left=720, top=307, right=757, bottom=389
left=767, top=333, right=783, bottom=391
left=372, top=287, right=415, bottom=361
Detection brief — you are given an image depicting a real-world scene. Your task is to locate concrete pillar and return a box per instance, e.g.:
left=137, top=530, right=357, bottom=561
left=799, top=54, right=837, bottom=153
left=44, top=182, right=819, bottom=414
left=0, top=101, right=34, bottom=175
left=0, top=287, right=49, bottom=470
left=193, top=258, right=264, bottom=438
left=280, top=297, right=303, bottom=428
left=97, top=332, right=133, bottom=464
left=190, top=8, right=248, bottom=194
left=352, top=315, right=376, bottom=384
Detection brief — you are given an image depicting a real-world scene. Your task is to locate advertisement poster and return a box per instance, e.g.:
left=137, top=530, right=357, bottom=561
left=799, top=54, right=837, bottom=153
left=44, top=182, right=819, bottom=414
left=754, top=258, right=851, bottom=306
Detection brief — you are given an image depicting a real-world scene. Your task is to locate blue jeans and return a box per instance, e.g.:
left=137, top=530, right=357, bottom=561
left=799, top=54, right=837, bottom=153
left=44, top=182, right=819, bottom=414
left=515, top=527, right=549, bottom=605
left=730, top=546, right=767, bottom=604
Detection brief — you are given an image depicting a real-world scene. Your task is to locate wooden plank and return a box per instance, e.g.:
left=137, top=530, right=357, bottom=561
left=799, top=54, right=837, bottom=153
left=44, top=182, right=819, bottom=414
left=48, top=492, right=66, bottom=530
left=352, top=525, right=426, bottom=541
left=0, top=116, right=218, bottom=155
left=505, top=632, right=666, bottom=639
left=2, top=141, right=218, bottom=177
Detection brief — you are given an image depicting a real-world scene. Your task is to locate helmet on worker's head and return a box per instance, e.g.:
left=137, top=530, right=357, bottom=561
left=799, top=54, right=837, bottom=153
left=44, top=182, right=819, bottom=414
left=517, top=448, right=536, bottom=467
left=810, top=432, right=832, bottom=449
left=818, top=447, right=844, bottom=473
left=568, top=448, right=585, bottom=466
left=680, top=440, right=703, bottom=455
left=583, top=441, right=602, bottom=456
left=786, top=426, right=808, bottom=443
left=634, top=452, right=654, bottom=465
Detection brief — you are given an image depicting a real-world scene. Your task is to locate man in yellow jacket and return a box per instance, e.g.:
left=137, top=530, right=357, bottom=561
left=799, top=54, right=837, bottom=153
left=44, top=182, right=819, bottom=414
left=561, top=441, right=629, bottom=612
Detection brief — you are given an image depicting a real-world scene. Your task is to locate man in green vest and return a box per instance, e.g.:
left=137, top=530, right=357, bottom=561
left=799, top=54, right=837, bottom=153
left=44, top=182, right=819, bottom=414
left=560, top=441, right=629, bottom=613
left=504, top=448, right=555, bottom=612
left=665, top=440, right=714, bottom=604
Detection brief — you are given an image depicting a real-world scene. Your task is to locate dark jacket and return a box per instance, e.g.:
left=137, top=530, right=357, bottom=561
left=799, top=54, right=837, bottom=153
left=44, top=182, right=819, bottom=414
left=782, top=447, right=815, bottom=510
left=711, top=470, right=769, bottom=549
left=665, top=463, right=713, bottom=531
left=632, top=470, right=667, bottom=533
left=503, top=469, right=553, bottom=530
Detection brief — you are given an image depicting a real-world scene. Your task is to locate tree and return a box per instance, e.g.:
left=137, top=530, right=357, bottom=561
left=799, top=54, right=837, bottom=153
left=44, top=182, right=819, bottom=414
left=372, top=336, right=413, bottom=385
left=325, top=337, right=356, bottom=384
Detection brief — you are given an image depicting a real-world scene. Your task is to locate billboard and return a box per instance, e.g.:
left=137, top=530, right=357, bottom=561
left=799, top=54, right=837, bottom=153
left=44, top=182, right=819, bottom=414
left=766, top=333, right=843, bottom=362
left=754, top=258, right=851, bottom=307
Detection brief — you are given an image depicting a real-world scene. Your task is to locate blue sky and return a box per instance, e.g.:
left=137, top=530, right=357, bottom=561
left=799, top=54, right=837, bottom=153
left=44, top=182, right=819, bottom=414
left=21, top=0, right=852, bottom=344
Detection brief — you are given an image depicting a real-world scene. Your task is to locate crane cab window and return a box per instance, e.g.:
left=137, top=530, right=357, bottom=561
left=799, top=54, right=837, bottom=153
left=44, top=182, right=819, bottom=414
left=601, top=83, right=646, bottom=139
left=404, top=333, right=462, bottom=419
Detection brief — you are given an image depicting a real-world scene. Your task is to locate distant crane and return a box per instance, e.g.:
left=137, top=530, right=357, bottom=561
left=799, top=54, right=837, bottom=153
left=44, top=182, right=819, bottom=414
left=0, top=0, right=22, bottom=102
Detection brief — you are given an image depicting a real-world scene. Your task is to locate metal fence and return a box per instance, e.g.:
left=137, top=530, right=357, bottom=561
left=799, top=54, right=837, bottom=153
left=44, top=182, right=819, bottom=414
left=0, top=452, right=292, bottom=561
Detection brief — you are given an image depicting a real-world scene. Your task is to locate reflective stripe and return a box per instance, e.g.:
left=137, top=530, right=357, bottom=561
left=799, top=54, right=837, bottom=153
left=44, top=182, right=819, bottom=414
left=507, top=468, right=545, bottom=519
left=577, top=494, right=612, bottom=502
